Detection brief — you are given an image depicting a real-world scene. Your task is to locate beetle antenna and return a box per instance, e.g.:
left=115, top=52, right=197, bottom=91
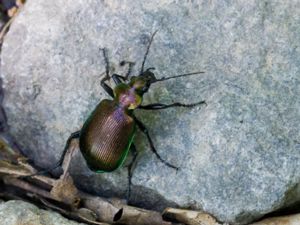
left=153, top=71, right=205, bottom=83
left=140, top=30, right=158, bottom=74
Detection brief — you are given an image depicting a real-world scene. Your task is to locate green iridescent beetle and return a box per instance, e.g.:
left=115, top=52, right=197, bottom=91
left=46, top=31, right=206, bottom=197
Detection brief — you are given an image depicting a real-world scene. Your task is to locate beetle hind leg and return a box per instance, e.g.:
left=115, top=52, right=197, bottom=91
left=133, top=115, right=179, bottom=171
left=53, top=130, right=81, bottom=171
left=28, top=131, right=81, bottom=177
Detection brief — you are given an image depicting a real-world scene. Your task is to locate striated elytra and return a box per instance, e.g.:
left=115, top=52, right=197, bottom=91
left=80, top=98, right=136, bottom=172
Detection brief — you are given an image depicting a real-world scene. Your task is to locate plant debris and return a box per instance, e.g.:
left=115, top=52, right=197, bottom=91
left=0, top=137, right=217, bottom=225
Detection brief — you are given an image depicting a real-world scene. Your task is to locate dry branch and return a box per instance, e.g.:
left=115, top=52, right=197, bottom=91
left=163, top=208, right=221, bottom=225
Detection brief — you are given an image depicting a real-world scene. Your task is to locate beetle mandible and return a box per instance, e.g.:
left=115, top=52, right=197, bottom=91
left=44, top=31, right=206, bottom=197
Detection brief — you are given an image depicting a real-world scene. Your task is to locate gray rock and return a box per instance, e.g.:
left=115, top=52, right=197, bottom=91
left=1, top=0, right=300, bottom=224
left=0, top=200, right=86, bottom=225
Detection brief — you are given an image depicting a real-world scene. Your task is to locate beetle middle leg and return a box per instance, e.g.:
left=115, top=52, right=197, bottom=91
left=133, top=115, right=178, bottom=170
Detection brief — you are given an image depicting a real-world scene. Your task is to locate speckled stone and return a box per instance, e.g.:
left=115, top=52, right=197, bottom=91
left=1, top=0, right=300, bottom=224
left=0, top=200, right=86, bottom=225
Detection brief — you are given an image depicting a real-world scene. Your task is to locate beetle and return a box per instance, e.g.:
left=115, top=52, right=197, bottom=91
left=43, top=31, right=206, bottom=198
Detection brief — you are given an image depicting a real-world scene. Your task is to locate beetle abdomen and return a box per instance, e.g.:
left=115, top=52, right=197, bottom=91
left=79, top=99, right=135, bottom=172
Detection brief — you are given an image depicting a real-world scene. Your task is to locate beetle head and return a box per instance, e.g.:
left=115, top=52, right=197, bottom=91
left=130, top=68, right=156, bottom=95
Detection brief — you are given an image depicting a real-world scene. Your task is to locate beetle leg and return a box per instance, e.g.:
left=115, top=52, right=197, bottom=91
left=133, top=115, right=178, bottom=170
left=54, top=130, right=81, bottom=170
left=138, top=100, right=206, bottom=110
left=29, top=131, right=81, bottom=177
left=100, top=48, right=110, bottom=80
left=100, top=48, right=114, bottom=98
left=120, top=60, right=135, bottom=80
left=101, top=80, right=114, bottom=98
left=127, top=144, right=138, bottom=202
left=112, top=74, right=126, bottom=84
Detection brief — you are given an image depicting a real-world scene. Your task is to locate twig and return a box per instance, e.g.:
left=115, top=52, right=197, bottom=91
left=115, top=204, right=172, bottom=225
left=162, top=208, right=221, bottom=225
left=0, top=4, right=22, bottom=44
left=3, top=177, right=57, bottom=201
left=40, top=198, right=111, bottom=225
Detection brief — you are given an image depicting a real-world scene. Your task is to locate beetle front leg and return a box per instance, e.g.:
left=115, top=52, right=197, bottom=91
left=112, top=60, right=136, bottom=84
left=100, top=80, right=114, bottom=98
left=112, top=74, right=126, bottom=84
left=120, top=60, right=135, bottom=80
left=138, top=100, right=206, bottom=110
left=100, top=48, right=114, bottom=98
left=133, top=115, right=178, bottom=170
